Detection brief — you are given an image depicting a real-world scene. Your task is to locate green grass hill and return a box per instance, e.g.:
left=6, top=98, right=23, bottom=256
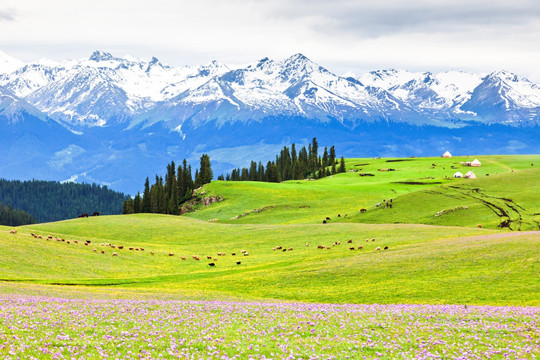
left=0, top=155, right=538, bottom=305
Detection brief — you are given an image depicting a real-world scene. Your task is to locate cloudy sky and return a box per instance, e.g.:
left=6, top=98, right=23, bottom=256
left=1, top=0, right=540, bottom=80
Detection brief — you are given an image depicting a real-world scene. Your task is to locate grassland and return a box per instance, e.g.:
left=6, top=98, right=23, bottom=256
left=0, top=155, right=538, bottom=306
left=186, top=155, right=540, bottom=230
left=0, top=213, right=537, bottom=305
left=1, top=155, right=539, bottom=359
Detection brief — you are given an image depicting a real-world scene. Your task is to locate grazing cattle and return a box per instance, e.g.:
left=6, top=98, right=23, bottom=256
left=101, top=250, right=105, bottom=254
left=208, top=263, right=215, bottom=267
left=217, top=252, right=225, bottom=256
left=326, top=217, right=331, bottom=220
left=283, top=248, right=287, bottom=252
left=118, top=246, right=124, bottom=250
left=207, top=256, right=213, bottom=259
left=135, top=248, right=140, bottom=251
left=375, top=247, right=381, bottom=251
left=347, top=240, right=353, bottom=243
left=92, top=212, right=100, bottom=216
left=244, top=252, right=249, bottom=256
left=231, top=253, right=236, bottom=256
left=9, top=230, right=17, bottom=234
left=181, top=256, right=186, bottom=260
left=241, top=250, right=247, bottom=253
left=112, top=252, right=118, bottom=256
left=129, top=247, right=134, bottom=251
left=74, top=240, right=78, bottom=244
left=322, top=220, right=327, bottom=224
left=151, top=252, right=155, bottom=256
left=111, top=245, right=115, bottom=248
left=236, top=261, right=241, bottom=265
left=372, top=238, right=375, bottom=242
left=357, top=246, right=363, bottom=250
left=85, top=240, right=91, bottom=244
left=317, top=245, right=324, bottom=249
left=93, top=248, right=97, bottom=252
left=66, top=241, right=70, bottom=244
left=194, top=257, right=200, bottom=261
left=169, top=253, right=174, bottom=256
left=478, top=224, right=482, bottom=228
left=140, top=248, right=145, bottom=251
left=79, top=213, right=89, bottom=218
left=84, top=243, right=88, bottom=246
left=214, top=258, right=217, bottom=261
left=360, top=209, right=367, bottom=213
left=338, top=214, right=341, bottom=217
left=349, top=247, right=355, bottom=250
left=384, top=246, right=389, bottom=250
left=47, top=235, right=53, bottom=239
left=288, top=247, right=293, bottom=251
left=305, top=243, right=309, bottom=247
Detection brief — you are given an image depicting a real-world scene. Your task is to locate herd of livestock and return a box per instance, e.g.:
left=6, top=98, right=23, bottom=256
left=7, top=226, right=390, bottom=267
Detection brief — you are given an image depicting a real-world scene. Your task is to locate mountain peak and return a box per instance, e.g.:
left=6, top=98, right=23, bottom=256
left=0, top=51, right=24, bottom=74
left=89, top=50, right=114, bottom=62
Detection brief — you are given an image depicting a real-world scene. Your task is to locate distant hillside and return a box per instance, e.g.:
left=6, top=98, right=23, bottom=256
left=0, top=179, right=130, bottom=223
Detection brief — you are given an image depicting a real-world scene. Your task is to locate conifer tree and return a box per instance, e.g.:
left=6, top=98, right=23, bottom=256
left=133, top=192, right=141, bottom=213
left=339, top=156, right=346, bottom=173
left=141, top=177, right=151, bottom=213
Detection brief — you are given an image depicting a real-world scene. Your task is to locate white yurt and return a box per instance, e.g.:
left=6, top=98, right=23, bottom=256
left=442, top=151, right=452, bottom=158
left=464, top=171, right=477, bottom=179
left=454, top=172, right=463, bottom=178
left=471, top=159, right=481, bottom=167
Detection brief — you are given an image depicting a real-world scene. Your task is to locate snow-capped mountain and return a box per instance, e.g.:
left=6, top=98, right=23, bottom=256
left=1, top=50, right=539, bottom=193
left=0, top=51, right=24, bottom=74
left=1, top=51, right=539, bottom=128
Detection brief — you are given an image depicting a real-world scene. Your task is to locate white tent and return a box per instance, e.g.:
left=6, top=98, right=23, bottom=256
left=464, top=171, right=476, bottom=179
left=442, top=151, right=452, bottom=158
left=471, top=159, right=481, bottom=167
left=454, top=172, right=463, bottom=178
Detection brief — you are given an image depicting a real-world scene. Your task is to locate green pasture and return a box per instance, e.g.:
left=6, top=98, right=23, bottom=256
left=0, top=214, right=537, bottom=305
left=186, top=155, right=540, bottom=230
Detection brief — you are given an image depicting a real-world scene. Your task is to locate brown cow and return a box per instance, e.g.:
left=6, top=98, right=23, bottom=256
left=169, top=253, right=174, bottom=256
left=357, top=245, right=363, bottom=250
left=8, top=230, right=17, bottom=234
left=112, top=252, right=118, bottom=256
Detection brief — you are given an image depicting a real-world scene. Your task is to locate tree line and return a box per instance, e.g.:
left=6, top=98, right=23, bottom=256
left=122, top=154, right=213, bottom=215
left=218, top=138, right=346, bottom=182
left=0, top=203, right=36, bottom=226
left=0, top=179, right=129, bottom=224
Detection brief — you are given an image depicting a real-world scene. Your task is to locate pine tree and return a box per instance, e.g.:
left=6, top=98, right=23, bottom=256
left=141, top=177, right=151, bottom=213
left=339, top=156, right=346, bottom=173
left=133, top=192, right=141, bottom=213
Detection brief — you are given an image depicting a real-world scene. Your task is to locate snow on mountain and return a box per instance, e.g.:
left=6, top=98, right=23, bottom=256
left=358, top=69, right=484, bottom=116
left=0, top=50, right=539, bottom=129
left=143, top=53, right=428, bottom=130
left=0, top=51, right=24, bottom=74
left=460, top=70, right=540, bottom=124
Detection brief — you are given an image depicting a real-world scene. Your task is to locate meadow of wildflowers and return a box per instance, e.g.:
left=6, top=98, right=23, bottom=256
left=0, top=296, right=537, bottom=359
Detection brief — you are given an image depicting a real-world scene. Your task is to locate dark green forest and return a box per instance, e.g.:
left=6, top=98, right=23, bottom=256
left=219, top=138, right=346, bottom=182
left=0, top=179, right=130, bottom=224
left=123, top=154, right=213, bottom=215
left=0, top=203, right=36, bottom=226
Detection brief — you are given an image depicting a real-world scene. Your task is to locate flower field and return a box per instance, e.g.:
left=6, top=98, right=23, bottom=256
left=0, top=296, right=538, bottom=359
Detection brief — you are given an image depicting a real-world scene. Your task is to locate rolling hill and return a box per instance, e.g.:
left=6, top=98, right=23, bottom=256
left=0, top=155, right=538, bottom=305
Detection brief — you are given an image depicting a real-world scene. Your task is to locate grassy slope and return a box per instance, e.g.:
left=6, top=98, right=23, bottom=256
left=0, top=215, right=537, bottom=305
left=0, top=155, right=538, bottom=305
left=187, top=155, right=540, bottom=230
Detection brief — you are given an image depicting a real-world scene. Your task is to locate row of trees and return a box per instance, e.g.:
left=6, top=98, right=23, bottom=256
left=123, top=154, right=213, bottom=215
left=217, top=138, right=346, bottom=182
left=0, top=203, right=36, bottom=226
left=0, top=179, right=129, bottom=223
